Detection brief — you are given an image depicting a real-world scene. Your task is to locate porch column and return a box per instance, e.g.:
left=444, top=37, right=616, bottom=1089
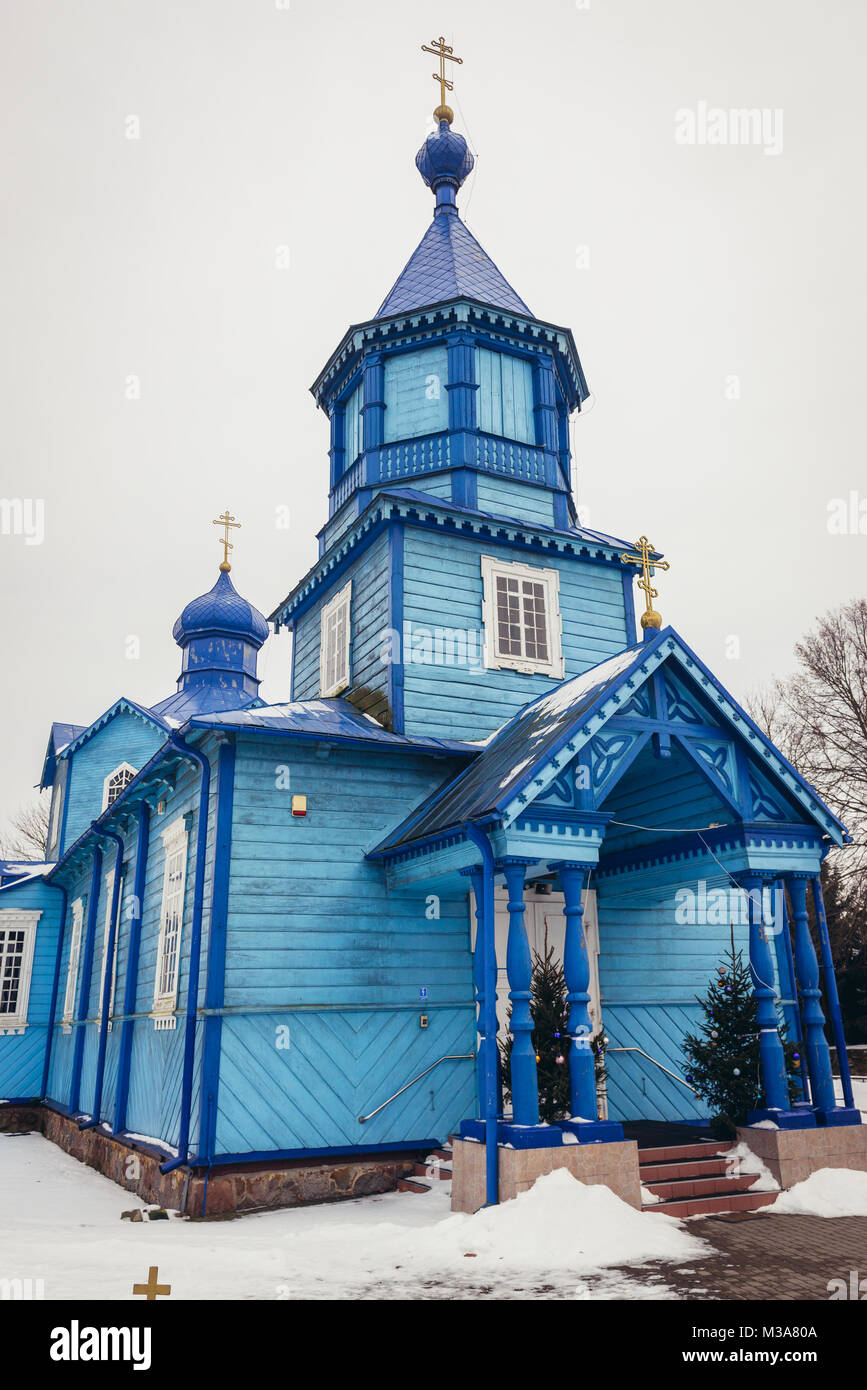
left=740, top=873, right=791, bottom=1116
left=556, top=862, right=597, bottom=1121
left=812, top=875, right=858, bottom=1117
left=786, top=876, right=836, bottom=1114
left=462, top=865, right=488, bottom=1113
left=497, top=858, right=539, bottom=1128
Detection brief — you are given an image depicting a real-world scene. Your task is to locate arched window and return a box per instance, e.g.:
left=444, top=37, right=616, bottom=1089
left=102, top=762, right=138, bottom=811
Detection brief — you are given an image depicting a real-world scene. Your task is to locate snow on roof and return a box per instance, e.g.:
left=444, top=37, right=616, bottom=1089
left=375, top=644, right=644, bottom=852
left=186, top=697, right=479, bottom=755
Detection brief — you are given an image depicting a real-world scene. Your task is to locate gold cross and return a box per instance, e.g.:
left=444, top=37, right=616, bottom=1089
left=621, top=536, right=670, bottom=631
left=212, top=509, right=240, bottom=572
left=421, top=35, right=462, bottom=125
left=132, top=1265, right=172, bottom=1301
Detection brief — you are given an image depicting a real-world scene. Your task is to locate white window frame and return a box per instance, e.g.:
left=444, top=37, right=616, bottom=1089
left=102, top=762, right=138, bottom=812
left=61, top=897, right=84, bottom=1030
left=152, top=818, right=189, bottom=1027
left=97, top=868, right=122, bottom=1030
left=481, top=555, right=564, bottom=678
left=319, top=580, right=352, bottom=697
left=0, top=910, right=41, bottom=1035
left=47, top=774, right=65, bottom=857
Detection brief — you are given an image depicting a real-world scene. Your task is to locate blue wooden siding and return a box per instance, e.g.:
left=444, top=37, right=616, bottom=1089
left=601, top=742, right=730, bottom=856
left=214, top=736, right=476, bottom=1153
left=343, top=383, right=363, bottom=471
left=383, top=346, right=448, bottom=443
left=46, top=743, right=218, bottom=1153
left=401, top=530, right=629, bottom=740
left=292, top=531, right=391, bottom=724
left=61, top=713, right=166, bottom=850
left=477, top=347, right=534, bottom=444
left=0, top=877, right=63, bottom=1099
left=476, top=475, right=554, bottom=527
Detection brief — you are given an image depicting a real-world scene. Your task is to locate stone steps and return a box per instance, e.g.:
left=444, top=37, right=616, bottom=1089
left=639, top=1141, right=777, bottom=1218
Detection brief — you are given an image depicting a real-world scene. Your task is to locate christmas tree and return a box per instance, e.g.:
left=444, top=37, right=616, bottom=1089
left=501, top=943, right=606, bottom=1123
left=682, top=929, right=801, bottom=1138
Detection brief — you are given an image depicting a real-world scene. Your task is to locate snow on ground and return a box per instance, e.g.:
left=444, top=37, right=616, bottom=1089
left=0, top=1135, right=710, bottom=1301
left=717, top=1141, right=779, bottom=1191
left=769, top=1168, right=867, bottom=1218
left=834, top=1076, right=867, bottom=1119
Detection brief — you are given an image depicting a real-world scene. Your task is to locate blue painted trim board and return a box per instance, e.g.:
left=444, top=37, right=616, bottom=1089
left=198, top=738, right=236, bottom=1163
left=114, top=801, right=149, bottom=1134
left=69, top=846, right=102, bottom=1114
left=387, top=523, right=405, bottom=734
left=40, top=883, right=67, bottom=1100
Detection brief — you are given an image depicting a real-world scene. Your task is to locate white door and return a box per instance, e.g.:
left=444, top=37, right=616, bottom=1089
left=480, top=887, right=601, bottom=1038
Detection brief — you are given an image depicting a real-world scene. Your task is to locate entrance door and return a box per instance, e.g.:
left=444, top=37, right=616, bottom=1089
left=490, top=887, right=601, bottom=1039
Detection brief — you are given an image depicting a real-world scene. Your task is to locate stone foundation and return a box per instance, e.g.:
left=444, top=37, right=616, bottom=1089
left=15, top=1106, right=421, bottom=1217
left=450, top=1136, right=642, bottom=1213
left=737, top=1121, right=867, bottom=1190
left=0, top=1102, right=42, bottom=1133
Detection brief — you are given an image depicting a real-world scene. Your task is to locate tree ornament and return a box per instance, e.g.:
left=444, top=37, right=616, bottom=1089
left=555, top=1054, right=565, bottom=1065
left=733, top=1068, right=741, bottom=1076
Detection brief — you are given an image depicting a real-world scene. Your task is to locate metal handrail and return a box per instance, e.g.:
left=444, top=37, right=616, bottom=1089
left=606, top=1046, right=697, bottom=1094
left=358, top=1053, right=475, bottom=1124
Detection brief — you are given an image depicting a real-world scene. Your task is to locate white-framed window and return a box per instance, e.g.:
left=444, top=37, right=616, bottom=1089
left=97, top=868, right=123, bottom=1029
left=61, top=897, right=84, bottom=1029
left=102, top=762, right=138, bottom=811
left=47, top=765, right=66, bottom=858
left=0, top=910, right=41, bottom=1035
left=481, top=555, right=564, bottom=678
left=153, top=818, right=188, bottom=1027
left=319, top=580, right=352, bottom=697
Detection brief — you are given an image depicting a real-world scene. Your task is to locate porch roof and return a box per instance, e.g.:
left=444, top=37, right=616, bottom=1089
left=371, top=628, right=849, bottom=857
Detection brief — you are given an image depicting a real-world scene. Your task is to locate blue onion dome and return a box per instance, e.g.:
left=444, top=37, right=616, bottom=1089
left=172, top=568, right=269, bottom=648
left=416, top=121, right=474, bottom=210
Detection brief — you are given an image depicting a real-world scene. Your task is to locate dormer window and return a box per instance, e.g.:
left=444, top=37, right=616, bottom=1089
left=320, top=580, right=352, bottom=697
left=102, top=762, right=138, bottom=811
left=481, top=555, right=564, bottom=678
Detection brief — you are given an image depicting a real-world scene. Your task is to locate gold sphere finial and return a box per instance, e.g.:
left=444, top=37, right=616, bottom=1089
left=433, top=103, right=454, bottom=125
left=640, top=609, right=662, bottom=630
left=219, top=560, right=232, bottom=573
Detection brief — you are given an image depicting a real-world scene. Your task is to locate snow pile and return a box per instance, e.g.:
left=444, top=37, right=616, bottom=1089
left=770, top=1168, right=867, bottom=1218
left=417, top=1168, right=709, bottom=1273
left=0, top=1135, right=710, bottom=1300
left=717, top=1141, right=779, bottom=1191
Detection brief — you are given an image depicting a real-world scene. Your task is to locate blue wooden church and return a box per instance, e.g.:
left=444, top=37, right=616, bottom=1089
left=0, top=54, right=861, bottom=1213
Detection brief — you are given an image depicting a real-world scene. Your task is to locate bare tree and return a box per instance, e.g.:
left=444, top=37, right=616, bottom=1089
left=748, top=599, right=867, bottom=1040
left=748, top=598, right=867, bottom=882
left=0, top=795, right=51, bottom=862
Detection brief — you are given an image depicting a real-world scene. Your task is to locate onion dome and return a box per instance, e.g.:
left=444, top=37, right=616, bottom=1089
left=172, top=569, right=269, bottom=648
left=415, top=121, right=475, bottom=211
left=152, top=567, right=270, bottom=720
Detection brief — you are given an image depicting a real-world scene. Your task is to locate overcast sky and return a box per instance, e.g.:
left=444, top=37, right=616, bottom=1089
left=1, top=0, right=865, bottom=837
